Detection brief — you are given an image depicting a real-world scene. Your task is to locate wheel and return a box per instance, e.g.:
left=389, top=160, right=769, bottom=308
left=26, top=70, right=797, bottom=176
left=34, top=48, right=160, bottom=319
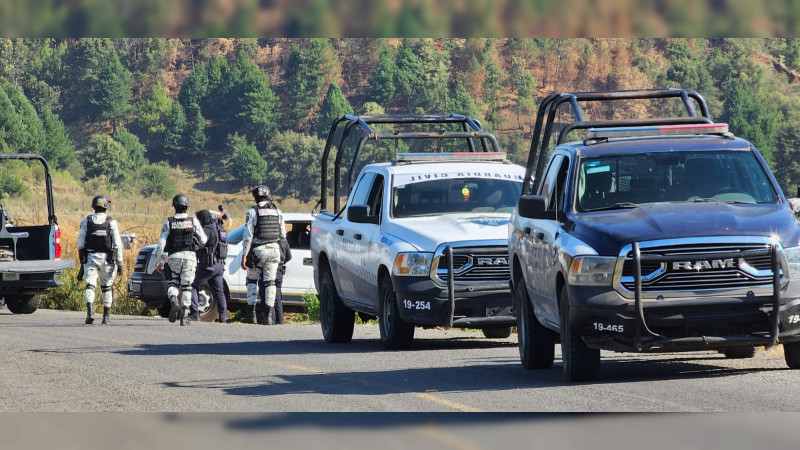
left=5, top=295, right=41, bottom=314
left=157, top=304, right=171, bottom=318
left=196, top=284, right=219, bottom=322
left=722, top=347, right=756, bottom=359
left=378, top=274, right=414, bottom=350
left=559, top=285, right=600, bottom=381
left=319, top=269, right=354, bottom=343
left=785, top=342, right=800, bottom=369
left=515, top=279, right=555, bottom=369
left=482, top=326, right=512, bottom=339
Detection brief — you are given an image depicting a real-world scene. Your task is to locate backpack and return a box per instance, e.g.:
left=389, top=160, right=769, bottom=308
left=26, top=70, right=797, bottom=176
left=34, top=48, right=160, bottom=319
left=215, top=223, right=228, bottom=260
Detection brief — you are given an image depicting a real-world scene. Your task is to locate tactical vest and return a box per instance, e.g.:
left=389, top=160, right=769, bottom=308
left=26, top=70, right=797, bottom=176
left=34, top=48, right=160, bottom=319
left=165, top=217, right=195, bottom=253
left=85, top=215, right=113, bottom=253
left=253, top=204, right=281, bottom=242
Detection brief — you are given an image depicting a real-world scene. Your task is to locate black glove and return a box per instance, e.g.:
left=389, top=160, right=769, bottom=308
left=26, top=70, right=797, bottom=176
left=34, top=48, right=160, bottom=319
left=117, top=264, right=123, bottom=276
left=79, top=249, right=88, bottom=265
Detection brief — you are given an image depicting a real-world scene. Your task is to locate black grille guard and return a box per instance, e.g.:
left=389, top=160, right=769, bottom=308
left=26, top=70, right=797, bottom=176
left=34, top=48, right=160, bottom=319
left=631, top=242, right=782, bottom=351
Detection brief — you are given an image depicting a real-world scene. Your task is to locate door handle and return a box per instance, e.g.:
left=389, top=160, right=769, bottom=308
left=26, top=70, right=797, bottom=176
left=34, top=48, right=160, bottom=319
left=336, top=229, right=344, bottom=236
left=354, top=233, right=362, bottom=240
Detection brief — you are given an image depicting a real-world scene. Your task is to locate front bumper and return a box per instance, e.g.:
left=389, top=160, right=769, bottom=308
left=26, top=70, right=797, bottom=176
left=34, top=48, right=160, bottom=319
left=568, top=243, right=800, bottom=352
left=393, top=277, right=514, bottom=327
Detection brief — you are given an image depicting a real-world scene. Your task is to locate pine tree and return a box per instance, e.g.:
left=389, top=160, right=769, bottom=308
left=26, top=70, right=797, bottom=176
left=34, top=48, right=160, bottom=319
left=230, top=52, right=281, bottom=148
left=178, top=61, right=208, bottom=119
left=365, top=45, right=397, bottom=106
left=162, top=102, right=188, bottom=163
left=136, top=81, right=172, bottom=152
left=505, top=56, right=536, bottom=130
left=40, top=109, right=76, bottom=170
left=0, top=86, right=25, bottom=152
left=414, top=39, right=450, bottom=112
left=89, top=50, right=132, bottom=133
left=264, top=131, right=324, bottom=202
left=394, top=39, right=423, bottom=112
left=283, top=39, right=338, bottom=127
left=4, top=81, right=46, bottom=153
left=316, top=82, right=353, bottom=139
left=187, top=110, right=207, bottom=154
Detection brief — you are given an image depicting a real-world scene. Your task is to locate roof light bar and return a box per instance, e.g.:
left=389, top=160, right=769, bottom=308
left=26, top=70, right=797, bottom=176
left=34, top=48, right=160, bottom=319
left=589, top=123, right=729, bottom=139
left=395, top=152, right=507, bottom=163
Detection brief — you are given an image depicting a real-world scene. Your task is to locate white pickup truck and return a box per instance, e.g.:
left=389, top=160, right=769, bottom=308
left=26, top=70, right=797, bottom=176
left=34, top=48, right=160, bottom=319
left=311, top=114, right=525, bottom=349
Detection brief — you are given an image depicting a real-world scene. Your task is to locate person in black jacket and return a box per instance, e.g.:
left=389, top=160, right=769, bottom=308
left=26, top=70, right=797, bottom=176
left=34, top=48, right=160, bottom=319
left=190, top=209, right=228, bottom=323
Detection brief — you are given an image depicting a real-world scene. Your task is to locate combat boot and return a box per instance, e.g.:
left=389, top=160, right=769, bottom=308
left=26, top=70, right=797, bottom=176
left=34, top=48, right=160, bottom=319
left=180, top=307, right=190, bottom=326
left=85, top=303, right=94, bottom=325
left=101, top=307, right=110, bottom=325
left=168, top=297, right=180, bottom=323
left=263, top=305, right=273, bottom=325
left=241, top=304, right=257, bottom=324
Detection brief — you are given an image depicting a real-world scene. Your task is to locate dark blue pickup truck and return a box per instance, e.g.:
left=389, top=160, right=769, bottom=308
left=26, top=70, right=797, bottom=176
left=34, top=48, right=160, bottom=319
left=509, top=89, right=800, bottom=381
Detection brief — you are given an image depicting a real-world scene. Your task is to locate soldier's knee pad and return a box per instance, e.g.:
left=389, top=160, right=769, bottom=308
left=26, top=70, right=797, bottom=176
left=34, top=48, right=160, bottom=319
left=246, top=278, right=259, bottom=287
left=101, top=285, right=112, bottom=293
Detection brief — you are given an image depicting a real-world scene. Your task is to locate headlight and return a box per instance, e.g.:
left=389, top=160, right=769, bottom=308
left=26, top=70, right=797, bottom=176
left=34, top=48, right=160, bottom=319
left=145, top=251, right=160, bottom=274
left=784, top=246, right=800, bottom=278
left=393, top=252, right=433, bottom=276
left=568, top=256, right=616, bottom=286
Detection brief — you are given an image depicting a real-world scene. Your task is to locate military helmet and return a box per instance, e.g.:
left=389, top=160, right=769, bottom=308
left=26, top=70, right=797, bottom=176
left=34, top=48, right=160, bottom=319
left=92, top=195, right=110, bottom=211
left=251, top=185, right=270, bottom=200
left=172, top=194, right=190, bottom=209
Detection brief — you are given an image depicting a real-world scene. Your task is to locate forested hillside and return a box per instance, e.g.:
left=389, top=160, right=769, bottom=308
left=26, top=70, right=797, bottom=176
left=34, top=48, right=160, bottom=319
left=2, top=38, right=800, bottom=205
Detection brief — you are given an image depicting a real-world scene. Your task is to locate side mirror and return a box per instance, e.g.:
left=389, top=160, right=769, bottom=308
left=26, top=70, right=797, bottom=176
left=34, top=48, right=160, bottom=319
left=517, top=195, right=557, bottom=220
left=788, top=198, right=800, bottom=216
left=347, top=205, right=378, bottom=224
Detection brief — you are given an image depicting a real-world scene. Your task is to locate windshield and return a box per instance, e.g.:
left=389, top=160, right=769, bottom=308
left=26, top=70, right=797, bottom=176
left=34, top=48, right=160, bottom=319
left=393, top=176, right=523, bottom=217
left=577, top=151, right=778, bottom=211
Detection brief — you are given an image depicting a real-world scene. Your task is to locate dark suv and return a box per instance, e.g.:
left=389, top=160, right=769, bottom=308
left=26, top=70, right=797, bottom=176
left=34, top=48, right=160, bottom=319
left=510, top=89, right=800, bottom=381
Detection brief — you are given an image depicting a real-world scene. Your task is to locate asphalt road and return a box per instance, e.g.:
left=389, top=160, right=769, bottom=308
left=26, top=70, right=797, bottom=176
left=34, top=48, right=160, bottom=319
left=1, top=308, right=799, bottom=412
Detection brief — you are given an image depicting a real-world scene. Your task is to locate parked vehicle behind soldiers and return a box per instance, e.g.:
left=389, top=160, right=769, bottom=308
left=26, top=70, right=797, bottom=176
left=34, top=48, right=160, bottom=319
left=190, top=209, right=228, bottom=323
left=77, top=195, right=125, bottom=325
left=154, top=194, right=207, bottom=326
left=240, top=185, right=286, bottom=324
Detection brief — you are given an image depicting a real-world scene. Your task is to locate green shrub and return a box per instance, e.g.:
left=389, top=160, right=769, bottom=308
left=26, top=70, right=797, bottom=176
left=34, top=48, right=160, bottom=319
left=41, top=266, right=85, bottom=311
left=303, top=292, right=320, bottom=322
left=138, top=163, right=177, bottom=199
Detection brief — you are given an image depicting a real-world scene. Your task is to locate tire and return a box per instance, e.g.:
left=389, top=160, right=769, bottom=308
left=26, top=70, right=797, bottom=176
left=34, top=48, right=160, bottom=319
left=157, top=304, right=171, bottom=318
left=5, top=295, right=41, bottom=314
left=482, top=327, right=512, bottom=339
left=319, top=269, right=354, bottom=343
left=196, top=284, right=219, bottom=322
left=515, top=279, right=555, bottom=369
left=559, top=285, right=600, bottom=381
left=722, top=347, right=756, bottom=359
left=785, top=342, right=800, bottom=369
left=378, top=274, right=414, bottom=350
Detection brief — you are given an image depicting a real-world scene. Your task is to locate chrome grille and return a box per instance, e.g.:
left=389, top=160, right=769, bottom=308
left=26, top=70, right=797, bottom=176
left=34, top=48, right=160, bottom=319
left=133, top=252, right=149, bottom=273
left=436, top=246, right=510, bottom=282
left=620, top=242, right=777, bottom=292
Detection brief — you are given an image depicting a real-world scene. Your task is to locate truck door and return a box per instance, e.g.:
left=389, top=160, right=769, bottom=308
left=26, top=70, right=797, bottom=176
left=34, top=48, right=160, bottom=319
left=350, top=174, right=384, bottom=308
left=523, top=153, right=569, bottom=325
left=336, top=171, right=378, bottom=302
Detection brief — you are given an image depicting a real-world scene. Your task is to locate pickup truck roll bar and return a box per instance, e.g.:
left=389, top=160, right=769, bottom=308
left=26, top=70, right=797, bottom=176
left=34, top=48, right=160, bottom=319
left=0, top=153, right=56, bottom=226
left=523, top=88, right=712, bottom=195
left=320, top=114, right=497, bottom=214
